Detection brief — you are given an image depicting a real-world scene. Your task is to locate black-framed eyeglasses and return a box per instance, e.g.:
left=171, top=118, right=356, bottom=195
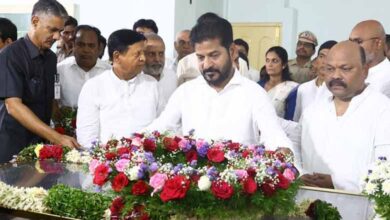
left=349, top=37, right=379, bottom=45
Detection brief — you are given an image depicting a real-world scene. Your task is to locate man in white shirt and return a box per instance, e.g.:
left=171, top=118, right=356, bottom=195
left=299, top=41, right=390, bottom=192
left=57, top=25, right=111, bottom=108
left=292, top=40, right=336, bottom=121
left=77, top=29, right=162, bottom=148
left=143, top=33, right=177, bottom=105
left=147, top=14, right=292, bottom=152
left=166, top=30, right=194, bottom=73
left=350, top=20, right=390, bottom=98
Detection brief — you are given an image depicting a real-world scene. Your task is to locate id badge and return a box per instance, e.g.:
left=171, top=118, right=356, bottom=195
left=54, top=73, right=61, bottom=100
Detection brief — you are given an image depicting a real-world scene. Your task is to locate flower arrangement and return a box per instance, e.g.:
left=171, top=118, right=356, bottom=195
left=363, top=157, right=390, bottom=219
left=89, top=132, right=300, bottom=219
left=15, top=143, right=91, bottom=165
left=0, top=181, right=49, bottom=213
left=52, top=106, right=77, bottom=137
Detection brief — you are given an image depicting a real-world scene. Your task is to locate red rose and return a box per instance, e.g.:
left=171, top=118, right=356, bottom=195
left=190, top=174, right=200, bottom=183
left=52, top=146, right=63, bottom=161
left=110, top=197, right=124, bottom=216
left=242, top=177, right=258, bottom=195
left=133, top=133, right=144, bottom=138
left=105, top=152, right=117, bottom=160
left=143, top=138, right=157, bottom=152
left=228, top=142, right=240, bottom=152
left=160, top=175, right=190, bottom=202
left=163, top=137, right=179, bottom=152
left=111, top=172, right=129, bottom=192
left=211, top=180, right=234, bottom=200
left=185, top=149, right=198, bottom=163
left=117, top=147, right=131, bottom=157
left=55, top=127, right=65, bottom=134
left=247, top=167, right=257, bottom=177
left=93, top=164, right=109, bottom=186
left=277, top=173, right=290, bottom=189
left=207, top=147, right=225, bottom=163
left=260, top=181, right=276, bottom=197
left=131, top=180, right=149, bottom=195
left=242, top=150, right=251, bottom=158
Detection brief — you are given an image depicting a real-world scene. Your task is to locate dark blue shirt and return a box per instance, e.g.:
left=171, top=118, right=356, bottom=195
left=0, top=35, right=56, bottom=163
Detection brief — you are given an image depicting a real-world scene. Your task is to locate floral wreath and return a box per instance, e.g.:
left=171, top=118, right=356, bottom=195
left=89, top=131, right=300, bottom=219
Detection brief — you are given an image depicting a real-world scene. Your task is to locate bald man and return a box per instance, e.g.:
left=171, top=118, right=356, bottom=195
left=349, top=20, right=390, bottom=98
left=299, top=41, right=390, bottom=192
left=166, top=30, right=194, bottom=73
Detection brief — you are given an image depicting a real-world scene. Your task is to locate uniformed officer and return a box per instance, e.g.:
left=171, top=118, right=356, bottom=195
left=0, top=0, right=80, bottom=163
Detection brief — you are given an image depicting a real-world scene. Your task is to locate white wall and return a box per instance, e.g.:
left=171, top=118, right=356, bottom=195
left=225, top=0, right=390, bottom=59
left=3, top=0, right=176, bottom=60
left=73, top=0, right=175, bottom=59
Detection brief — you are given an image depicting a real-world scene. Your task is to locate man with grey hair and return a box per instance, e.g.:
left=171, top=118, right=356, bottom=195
left=0, top=0, right=80, bottom=163
left=143, top=33, right=177, bottom=105
left=166, top=30, right=194, bottom=72
left=349, top=20, right=390, bottom=98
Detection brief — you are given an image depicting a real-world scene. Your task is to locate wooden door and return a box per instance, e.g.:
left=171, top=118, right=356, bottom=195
left=232, top=23, right=282, bottom=70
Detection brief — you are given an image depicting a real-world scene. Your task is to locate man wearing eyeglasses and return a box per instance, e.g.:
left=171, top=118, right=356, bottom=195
left=299, top=41, right=390, bottom=192
left=349, top=20, right=390, bottom=98
left=288, top=31, right=318, bottom=84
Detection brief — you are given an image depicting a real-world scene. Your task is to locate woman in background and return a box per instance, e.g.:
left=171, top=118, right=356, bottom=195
left=258, top=46, right=298, bottom=118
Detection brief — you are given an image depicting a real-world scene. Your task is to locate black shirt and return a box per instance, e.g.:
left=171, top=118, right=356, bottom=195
left=0, top=35, right=56, bottom=163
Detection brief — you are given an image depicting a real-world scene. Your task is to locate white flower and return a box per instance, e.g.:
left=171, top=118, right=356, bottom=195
left=365, top=182, right=378, bottom=195
left=34, top=144, right=44, bottom=157
left=382, top=180, right=390, bottom=195
left=198, top=176, right=211, bottom=191
left=65, top=149, right=81, bottom=163
left=220, top=168, right=238, bottom=184
left=125, top=166, right=140, bottom=181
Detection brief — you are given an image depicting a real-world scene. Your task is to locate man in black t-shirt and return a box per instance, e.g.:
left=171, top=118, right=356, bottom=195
left=0, top=0, right=80, bottom=163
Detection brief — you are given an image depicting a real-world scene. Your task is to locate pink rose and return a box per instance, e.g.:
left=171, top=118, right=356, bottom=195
left=115, top=159, right=130, bottom=172
left=283, top=168, right=296, bottom=182
left=132, top=137, right=143, bottom=147
left=235, top=170, right=248, bottom=180
left=89, top=159, right=100, bottom=174
left=149, top=173, right=168, bottom=193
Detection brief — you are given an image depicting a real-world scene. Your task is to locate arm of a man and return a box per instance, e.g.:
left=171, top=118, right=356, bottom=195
left=76, top=80, right=100, bottom=148
left=253, top=93, right=293, bottom=151
left=5, top=97, right=79, bottom=148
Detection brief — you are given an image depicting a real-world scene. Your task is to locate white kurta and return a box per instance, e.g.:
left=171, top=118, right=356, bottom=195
left=57, top=57, right=111, bottom=107
left=77, top=70, right=162, bottom=148
left=157, top=67, right=178, bottom=106
left=293, top=79, right=331, bottom=122
left=366, top=58, right=390, bottom=98
left=266, top=81, right=298, bottom=118
left=300, top=86, right=390, bottom=192
left=147, top=70, right=293, bottom=150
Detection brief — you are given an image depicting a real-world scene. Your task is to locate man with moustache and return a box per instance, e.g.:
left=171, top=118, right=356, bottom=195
left=288, top=31, right=318, bottom=84
left=56, top=16, right=77, bottom=63
left=0, top=0, right=80, bottom=163
left=143, top=33, right=177, bottom=105
left=299, top=41, right=390, bottom=192
left=77, top=29, right=162, bottom=148
left=146, top=15, right=292, bottom=152
left=350, top=20, right=390, bottom=98
left=57, top=25, right=111, bottom=108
